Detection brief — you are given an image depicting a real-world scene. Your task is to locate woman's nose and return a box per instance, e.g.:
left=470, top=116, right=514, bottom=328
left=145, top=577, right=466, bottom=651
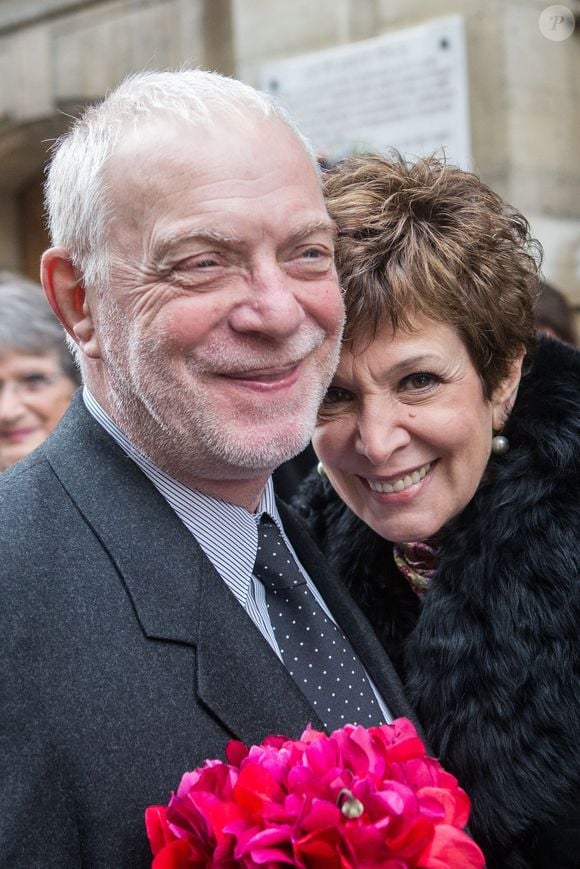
left=355, top=407, right=412, bottom=466
left=0, top=384, right=26, bottom=422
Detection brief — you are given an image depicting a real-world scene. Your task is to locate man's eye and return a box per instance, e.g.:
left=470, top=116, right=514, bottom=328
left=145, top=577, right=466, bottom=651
left=187, top=256, right=220, bottom=269
left=294, top=246, right=332, bottom=267
left=171, top=255, right=225, bottom=287
left=174, top=254, right=221, bottom=271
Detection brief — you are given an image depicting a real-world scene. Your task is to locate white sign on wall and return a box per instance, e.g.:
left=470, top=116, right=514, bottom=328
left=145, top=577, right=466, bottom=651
left=261, top=15, right=471, bottom=169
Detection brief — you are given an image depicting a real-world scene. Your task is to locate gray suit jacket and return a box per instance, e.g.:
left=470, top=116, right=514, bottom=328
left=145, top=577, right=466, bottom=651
left=0, top=394, right=417, bottom=867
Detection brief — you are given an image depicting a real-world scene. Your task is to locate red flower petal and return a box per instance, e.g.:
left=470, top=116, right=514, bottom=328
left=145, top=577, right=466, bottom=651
left=233, top=763, right=284, bottom=815
left=235, top=825, right=296, bottom=864
left=419, top=824, right=485, bottom=869
left=145, top=805, right=175, bottom=856
left=151, top=838, right=202, bottom=869
left=295, top=830, right=345, bottom=869
left=226, top=740, right=249, bottom=768
left=419, top=786, right=471, bottom=829
left=300, top=798, right=341, bottom=832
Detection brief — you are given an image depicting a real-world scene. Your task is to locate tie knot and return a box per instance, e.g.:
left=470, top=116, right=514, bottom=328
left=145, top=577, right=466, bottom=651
left=254, top=517, right=305, bottom=591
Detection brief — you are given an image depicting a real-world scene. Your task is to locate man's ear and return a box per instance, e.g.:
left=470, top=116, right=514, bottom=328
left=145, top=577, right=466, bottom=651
left=41, top=248, right=101, bottom=359
left=491, top=350, right=525, bottom=431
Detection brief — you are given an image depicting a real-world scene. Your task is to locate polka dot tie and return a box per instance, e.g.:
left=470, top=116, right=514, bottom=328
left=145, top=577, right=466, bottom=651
left=254, top=516, right=383, bottom=732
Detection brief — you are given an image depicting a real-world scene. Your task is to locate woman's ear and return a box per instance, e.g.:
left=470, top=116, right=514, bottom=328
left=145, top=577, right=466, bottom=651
left=41, top=249, right=101, bottom=359
left=491, top=351, right=525, bottom=431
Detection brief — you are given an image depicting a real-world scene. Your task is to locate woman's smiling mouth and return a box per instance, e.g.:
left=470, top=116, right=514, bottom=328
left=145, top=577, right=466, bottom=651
left=366, top=461, right=433, bottom=493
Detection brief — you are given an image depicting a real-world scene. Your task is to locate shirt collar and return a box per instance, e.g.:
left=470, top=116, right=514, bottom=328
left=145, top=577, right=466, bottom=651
left=82, top=387, right=281, bottom=606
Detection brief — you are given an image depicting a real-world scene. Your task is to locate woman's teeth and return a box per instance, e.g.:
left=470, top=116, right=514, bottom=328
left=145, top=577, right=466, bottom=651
left=367, top=462, right=432, bottom=494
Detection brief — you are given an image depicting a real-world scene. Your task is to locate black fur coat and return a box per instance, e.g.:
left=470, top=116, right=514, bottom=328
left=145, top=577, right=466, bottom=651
left=295, top=338, right=580, bottom=868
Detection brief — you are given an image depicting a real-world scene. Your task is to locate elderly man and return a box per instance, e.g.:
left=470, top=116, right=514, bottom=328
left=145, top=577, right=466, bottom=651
left=0, top=71, right=413, bottom=867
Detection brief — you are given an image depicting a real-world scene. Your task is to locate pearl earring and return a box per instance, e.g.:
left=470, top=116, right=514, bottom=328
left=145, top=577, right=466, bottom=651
left=491, top=435, right=509, bottom=455
left=317, top=461, right=327, bottom=479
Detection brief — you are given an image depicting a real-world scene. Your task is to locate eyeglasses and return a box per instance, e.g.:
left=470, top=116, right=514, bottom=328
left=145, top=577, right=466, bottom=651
left=0, top=372, right=64, bottom=398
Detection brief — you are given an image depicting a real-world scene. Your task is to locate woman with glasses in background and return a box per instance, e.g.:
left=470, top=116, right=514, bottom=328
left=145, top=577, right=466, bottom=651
left=0, top=270, right=80, bottom=471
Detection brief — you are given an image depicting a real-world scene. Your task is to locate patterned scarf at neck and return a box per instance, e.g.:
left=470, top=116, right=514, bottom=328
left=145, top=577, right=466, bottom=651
left=392, top=540, right=439, bottom=598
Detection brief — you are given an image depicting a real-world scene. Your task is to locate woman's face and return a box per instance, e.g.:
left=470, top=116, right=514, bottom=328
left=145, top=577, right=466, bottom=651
left=0, top=350, right=76, bottom=471
left=313, top=313, right=521, bottom=544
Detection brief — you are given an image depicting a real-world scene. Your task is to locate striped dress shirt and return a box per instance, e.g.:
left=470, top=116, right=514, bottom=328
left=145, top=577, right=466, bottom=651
left=83, top=388, right=391, bottom=723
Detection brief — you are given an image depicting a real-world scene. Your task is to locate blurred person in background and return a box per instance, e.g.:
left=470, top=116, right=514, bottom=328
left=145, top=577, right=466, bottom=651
left=0, top=270, right=80, bottom=471
left=535, top=279, right=578, bottom=346
left=296, top=153, right=580, bottom=868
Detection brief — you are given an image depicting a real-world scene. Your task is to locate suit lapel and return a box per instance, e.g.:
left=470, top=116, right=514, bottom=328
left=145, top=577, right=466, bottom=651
left=195, top=554, right=325, bottom=742
left=45, top=395, right=202, bottom=645
left=44, top=396, right=324, bottom=743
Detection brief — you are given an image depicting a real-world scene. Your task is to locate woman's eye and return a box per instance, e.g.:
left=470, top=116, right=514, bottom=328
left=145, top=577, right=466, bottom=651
left=23, top=373, right=47, bottom=383
left=401, top=372, right=440, bottom=391
left=320, top=386, right=353, bottom=407
left=21, top=374, right=52, bottom=390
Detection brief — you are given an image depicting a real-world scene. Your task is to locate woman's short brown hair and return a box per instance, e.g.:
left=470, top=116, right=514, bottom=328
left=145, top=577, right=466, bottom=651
left=324, top=152, right=542, bottom=395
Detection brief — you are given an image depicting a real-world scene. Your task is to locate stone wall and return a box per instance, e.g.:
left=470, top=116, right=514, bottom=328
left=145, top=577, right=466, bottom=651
left=233, top=0, right=580, bottom=305
left=0, top=0, right=579, bottom=312
left=0, top=0, right=231, bottom=275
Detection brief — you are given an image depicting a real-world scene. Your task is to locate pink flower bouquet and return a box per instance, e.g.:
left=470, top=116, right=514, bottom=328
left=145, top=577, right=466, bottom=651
left=146, top=718, right=484, bottom=868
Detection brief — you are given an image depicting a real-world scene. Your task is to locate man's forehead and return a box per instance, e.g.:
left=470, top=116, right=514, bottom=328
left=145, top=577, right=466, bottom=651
left=104, top=114, right=325, bottom=237
left=106, top=112, right=304, bottom=174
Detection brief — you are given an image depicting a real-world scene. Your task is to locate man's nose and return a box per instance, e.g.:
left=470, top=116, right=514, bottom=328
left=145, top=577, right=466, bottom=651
left=0, top=385, right=26, bottom=423
left=354, top=404, right=412, bottom=466
left=228, top=263, right=306, bottom=339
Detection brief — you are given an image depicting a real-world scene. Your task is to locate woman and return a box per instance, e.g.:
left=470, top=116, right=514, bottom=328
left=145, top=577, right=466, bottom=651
left=0, top=270, right=80, bottom=471
left=296, top=154, right=580, bottom=868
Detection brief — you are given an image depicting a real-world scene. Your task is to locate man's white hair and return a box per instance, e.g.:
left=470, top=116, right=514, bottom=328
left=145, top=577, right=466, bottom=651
left=45, top=68, right=319, bottom=292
